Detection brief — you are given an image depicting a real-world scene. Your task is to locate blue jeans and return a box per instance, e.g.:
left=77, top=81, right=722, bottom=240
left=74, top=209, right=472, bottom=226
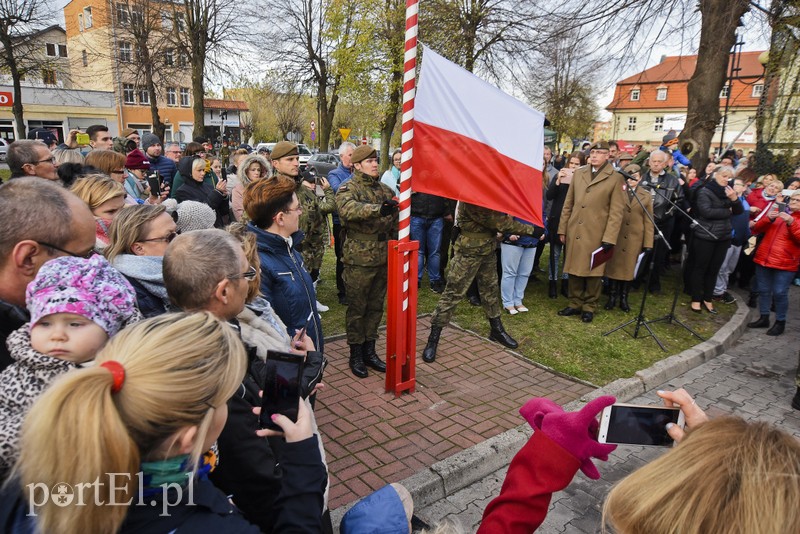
left=548, top=240, right=567, bottom=281
left=755, top=265, right=794, bottom=321
left=500, top=243, right=535, bottom=307
left=410, top=216, right=443, bottom=283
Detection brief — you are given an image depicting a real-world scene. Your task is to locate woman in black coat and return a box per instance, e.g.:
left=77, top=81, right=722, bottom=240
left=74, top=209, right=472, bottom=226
left=546, top=151, right=584, bottom=298
left=175, top=157, right=230, bottom=227
left=685, top=166, right=743, bottom=313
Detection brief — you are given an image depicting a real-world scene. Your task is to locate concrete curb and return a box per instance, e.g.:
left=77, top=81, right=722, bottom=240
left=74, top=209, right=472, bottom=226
left=330, top=294, right=751, bottom=527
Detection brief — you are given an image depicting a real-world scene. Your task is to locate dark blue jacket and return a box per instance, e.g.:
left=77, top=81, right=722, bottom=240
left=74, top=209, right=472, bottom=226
left=148, top=155, right=177, bottom=186
left=328, top=164, right=353, bottom=225
left=502, top=217, right=540, bottom=248
left=731, top=197, right=751, bottom=246
left=248, top=224, right=324, bottom=352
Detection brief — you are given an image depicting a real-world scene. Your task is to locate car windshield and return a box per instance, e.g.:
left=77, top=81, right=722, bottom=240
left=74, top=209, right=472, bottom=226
left=298, top=145, right=312, bottom=155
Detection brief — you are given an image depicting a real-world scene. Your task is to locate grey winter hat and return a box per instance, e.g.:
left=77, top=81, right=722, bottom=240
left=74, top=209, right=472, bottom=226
left=141, top=133, right=161, bottom=152
left=175, top=201, right=216, bottom=233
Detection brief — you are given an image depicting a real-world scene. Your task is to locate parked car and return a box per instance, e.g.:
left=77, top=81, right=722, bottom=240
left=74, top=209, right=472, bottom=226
left=307, top=152, right=342, bottom=177
left=297, top=144, right=313, bottom=171
left=0, top=138, right=8, bottom=162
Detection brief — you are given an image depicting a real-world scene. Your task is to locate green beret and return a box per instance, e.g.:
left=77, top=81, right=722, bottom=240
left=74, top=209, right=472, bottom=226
left=271, top=141, right=298, bottom=160
left=590, top=140, right=610, bottom=151
left=618, top=152, right=634, bottom=161
left=625, top=164, right=641, bottom=174
left=351, top=145, right=377, bottom=164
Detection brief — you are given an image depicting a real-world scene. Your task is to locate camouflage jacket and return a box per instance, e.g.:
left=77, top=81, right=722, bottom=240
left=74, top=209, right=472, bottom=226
left=455, top=202, right=544, bottom=256
left=296, top=181, right=335, bottom=242
left=336, top=171, right=398, bottom=267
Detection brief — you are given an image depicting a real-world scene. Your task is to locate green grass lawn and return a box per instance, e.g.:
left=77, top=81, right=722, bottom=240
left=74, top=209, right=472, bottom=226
left=314, top=244, right=735, bottom=386
left=0, top=169, right=10, bottom=182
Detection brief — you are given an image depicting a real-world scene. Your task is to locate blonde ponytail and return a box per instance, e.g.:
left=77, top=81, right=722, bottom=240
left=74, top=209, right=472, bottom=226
left=16, top=312, right=247, bottom=534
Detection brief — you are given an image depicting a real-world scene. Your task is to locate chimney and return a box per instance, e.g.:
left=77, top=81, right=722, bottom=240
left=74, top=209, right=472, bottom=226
left=660, top=55, right=667, bottom=63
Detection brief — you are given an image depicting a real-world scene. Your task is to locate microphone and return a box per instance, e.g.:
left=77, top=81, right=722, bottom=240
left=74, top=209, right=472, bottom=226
left=619, top=169, right=638, bottom=182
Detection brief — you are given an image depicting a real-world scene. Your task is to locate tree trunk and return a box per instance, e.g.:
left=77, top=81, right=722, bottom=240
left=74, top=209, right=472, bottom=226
left=191, top=56, right=205, bottom=139
left=0, top=30, right=25, bottom=140
left=681, top=0, right=749, bottom=170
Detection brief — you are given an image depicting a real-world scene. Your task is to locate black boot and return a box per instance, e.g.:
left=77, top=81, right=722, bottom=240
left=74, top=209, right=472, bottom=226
left=792, top=387, right=800, bottom=411
left=362, top=340, right=387, bottom=372
left=619, top=282, right=630, bottom=312
left=747, top=314, right=770, bottom=328
left=561, top=279, right=569, bottom=298
left=604, top=280, right=617, bottom=310
left=422, top=326, right=441, bottom=363
left=348, top=344, right=368, bottom=378
left=548, top=280, right=557, bottom=299
left=766, top=320, right=785, bottom=336
left=747, top=292, right=758, bottom=308
left=488, top=317, right=518, bottom=349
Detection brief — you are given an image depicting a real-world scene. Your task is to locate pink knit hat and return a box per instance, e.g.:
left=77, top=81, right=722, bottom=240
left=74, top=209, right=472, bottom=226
left=26, top=255, right=137, bottom=337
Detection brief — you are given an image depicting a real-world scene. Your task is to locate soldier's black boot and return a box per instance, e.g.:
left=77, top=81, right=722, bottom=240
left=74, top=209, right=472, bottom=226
left=619, top=282, right=631, bottom=312
left=422, top=326, right=441, bottom=363
left=604, top=280, right=617, bottom=310
left=362, top=339, right=386, bottom=372
left=488, top=317, right=518, bottom=349
left=349, top=344, right=368, bottom=378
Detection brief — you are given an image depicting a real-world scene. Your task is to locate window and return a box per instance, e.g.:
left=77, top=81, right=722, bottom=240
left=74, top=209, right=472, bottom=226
left=180, top=87, right=190, bottom=107
left=176, top=13, right=186, bottom=32
left=720, top=85, right=729, bottom=98
left=130, top=6, right=144, bottom=25
left=139, top=88, right=150, bottom=105
left=178, top=51, right=188, bottom=67
left=42, top=69, right=57, bottom=85
left=788, top=110, right=799, bottom=130
left=166, top=87, right=177, bottom=106
left=656, top=87, right=667, bottom=101
left=119, top=42, right=131, bottom=63
left=58, top=44, right=67, bottom=58
left=654, top=116, right=664, bottom=132
left=78, top=13, right=84, bottom=31
left=123, top=83, right=135, bottom=104
left=83, top=7, right=93, bottom=28
left=46, top=43, right=56, bottom=57
left=165, top=48, right=174, bottom=66
left=162, top=13, right=173, bottom=30
left=116, top=3, right=129, bottom=24
left=627, top=117, right=637, bottom=131
left=752, top=84, right=764, bottom=98
left=82, top=50, right=88, bottom=67
left=630, top=89, right=640, bottom=101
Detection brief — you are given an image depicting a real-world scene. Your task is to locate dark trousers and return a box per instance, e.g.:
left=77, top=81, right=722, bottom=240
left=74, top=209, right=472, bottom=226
left=646, top=216, right=675, bottom=290
left=686, top=237, right=730, bottom=302
left=333, top=223, right=346, bottom=298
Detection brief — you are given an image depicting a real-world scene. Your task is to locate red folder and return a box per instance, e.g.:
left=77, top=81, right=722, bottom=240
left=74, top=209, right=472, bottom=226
left=590, top=246, right=614, bottom=270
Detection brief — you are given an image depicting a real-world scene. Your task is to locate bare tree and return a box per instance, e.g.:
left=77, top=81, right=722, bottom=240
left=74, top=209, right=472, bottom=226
left=0, top=0, right=60, bottom=140
left=273, top=78, right=308, bottom=141
left=374, top=0, right=405, bottom=170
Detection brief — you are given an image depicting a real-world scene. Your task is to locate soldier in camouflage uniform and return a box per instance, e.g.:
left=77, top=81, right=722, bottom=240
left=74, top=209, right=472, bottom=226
left=271, top=141, right=337, bottom=311
left=422, top=202, right=545, bottom=363
left=336, top=145, right=399, bottom=378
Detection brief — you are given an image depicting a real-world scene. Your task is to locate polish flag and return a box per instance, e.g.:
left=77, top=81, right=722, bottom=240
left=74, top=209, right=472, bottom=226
left=412, top=47, right=545, bottom=226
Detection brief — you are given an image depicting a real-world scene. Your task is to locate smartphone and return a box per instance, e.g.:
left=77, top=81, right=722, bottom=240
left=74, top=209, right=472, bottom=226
left=260, top=350, right=304, bottom=431
left=775, top=201, right=786, bottom=212
left=145, top=171, right=162, bottom=197
left=561, top=168, right=574, bottom=184
left=295, top=311, right=315, bottom=342
left=75, top=132, right=90, bottom=145
left=598, top=403, right=685, bottom=447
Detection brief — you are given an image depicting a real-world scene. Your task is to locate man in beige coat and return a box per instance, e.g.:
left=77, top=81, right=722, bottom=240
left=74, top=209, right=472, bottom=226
left=557, top=141, right=626, bottom=322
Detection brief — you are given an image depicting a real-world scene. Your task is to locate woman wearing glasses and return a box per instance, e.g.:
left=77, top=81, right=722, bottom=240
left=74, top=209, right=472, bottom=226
left=105, top=204, right=178, bottom=317
left=232, top=154, right=271, bottom=221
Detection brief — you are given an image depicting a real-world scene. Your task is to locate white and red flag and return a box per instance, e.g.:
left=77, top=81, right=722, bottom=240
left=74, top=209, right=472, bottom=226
left=412, top=46, right=545, bottom=226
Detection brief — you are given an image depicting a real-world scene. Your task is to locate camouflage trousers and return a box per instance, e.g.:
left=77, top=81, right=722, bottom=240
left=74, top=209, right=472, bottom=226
left=430, top=250, right=501, bottom=329
left=301, top=237, right=326, bottom=273
left=343, top=264, right=387, bottom=345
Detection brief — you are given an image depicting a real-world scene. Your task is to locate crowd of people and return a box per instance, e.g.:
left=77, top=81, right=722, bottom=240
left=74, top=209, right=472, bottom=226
left=1, top=125, right=799, bottom=532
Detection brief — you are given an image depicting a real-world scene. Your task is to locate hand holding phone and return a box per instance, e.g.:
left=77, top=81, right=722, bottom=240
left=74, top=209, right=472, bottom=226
left=76, top=132, right=90, bottom=146
left=259, top=350, right=304, bottom=431
left=255, top=396, right=314, bottom=443
left=598, top=403, right=685, bottom=447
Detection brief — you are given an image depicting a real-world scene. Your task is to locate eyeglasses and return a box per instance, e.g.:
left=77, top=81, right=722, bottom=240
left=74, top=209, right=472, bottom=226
left=227, top=265, right=257, bottom=281
left=283, top=204, right=303, bottom=214
left=31, top=156, right=56, bottom=165
left=37, top=241, right=96, bottom=259
left=138, top=231, right=178, bottom=244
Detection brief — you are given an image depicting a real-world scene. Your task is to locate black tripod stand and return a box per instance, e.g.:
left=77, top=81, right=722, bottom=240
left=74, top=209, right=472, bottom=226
left=645, top=187, right=715, bottom=341
left=604, top=181, right=670, bottom=350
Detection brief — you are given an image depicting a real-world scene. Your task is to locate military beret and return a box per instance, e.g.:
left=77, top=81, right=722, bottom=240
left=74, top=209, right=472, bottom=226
left=625, top=164, right=641, bottom=174
left=351, top=145, right=377, bottom=164
left=271, top=141, right=298, bottom=160
left=121, top=128, right=139, bottom=138
left=589, top=140, right=610, bottom=151
left=618, top=152, right=634, bottom=161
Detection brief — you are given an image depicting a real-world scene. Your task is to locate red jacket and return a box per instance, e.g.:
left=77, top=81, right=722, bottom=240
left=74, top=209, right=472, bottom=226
left=753, top=211, right=800, bottom=272
left=745, top=189, right=776, bottom=221
left=478, top=432, right=581, bottom=533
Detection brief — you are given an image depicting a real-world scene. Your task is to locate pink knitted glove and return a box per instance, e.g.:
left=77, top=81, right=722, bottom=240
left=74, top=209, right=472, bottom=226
left=520, top=396, right=618, bottom=480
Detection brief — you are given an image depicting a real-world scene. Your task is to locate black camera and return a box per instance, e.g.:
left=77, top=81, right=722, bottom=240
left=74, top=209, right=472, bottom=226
left=301, top=168, right=317, bottom=184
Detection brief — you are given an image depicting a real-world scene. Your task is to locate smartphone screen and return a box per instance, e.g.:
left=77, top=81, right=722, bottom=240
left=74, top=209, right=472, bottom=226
left=260, top=351, right=303, bottom=431
left=599, top=404, right=682, bottom=447
left=146, top=174, right=161, bottom=196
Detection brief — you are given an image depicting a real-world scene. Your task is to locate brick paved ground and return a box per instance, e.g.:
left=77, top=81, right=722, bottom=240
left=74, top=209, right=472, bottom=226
left=415, top=286, right=800, bottom=532
left=315, top=316, right=593, bottom=510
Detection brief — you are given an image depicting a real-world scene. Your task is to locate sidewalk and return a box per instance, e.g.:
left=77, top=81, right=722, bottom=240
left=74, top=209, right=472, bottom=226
left=315, top=316, right=593, bottom=510
left=413, top=286, right=800, bottom=532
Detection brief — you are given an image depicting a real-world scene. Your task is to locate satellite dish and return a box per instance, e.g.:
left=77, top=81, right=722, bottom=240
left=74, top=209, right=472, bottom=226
left=176, top=131, right=185, bottom=143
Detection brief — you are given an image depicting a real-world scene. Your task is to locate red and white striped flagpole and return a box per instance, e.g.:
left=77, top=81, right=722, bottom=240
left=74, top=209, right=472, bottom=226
left=385, top=0, right=419, bottom=396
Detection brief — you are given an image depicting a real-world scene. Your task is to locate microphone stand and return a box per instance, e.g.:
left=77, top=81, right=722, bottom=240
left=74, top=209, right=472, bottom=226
left=603, top=180, right=669, bottom=351
left=644, top=187, right=707, bottom=341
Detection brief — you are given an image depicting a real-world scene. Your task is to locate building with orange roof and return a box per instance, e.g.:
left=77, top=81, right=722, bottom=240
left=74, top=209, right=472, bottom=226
left=606, top=51, right=766, bottom=153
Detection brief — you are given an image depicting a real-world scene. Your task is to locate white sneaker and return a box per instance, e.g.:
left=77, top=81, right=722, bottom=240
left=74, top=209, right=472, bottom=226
left=516, top=305, right=529, bottom=313
left=505, top=307, right=518, bottom=315
left=316, top=300, right=329, bottom=312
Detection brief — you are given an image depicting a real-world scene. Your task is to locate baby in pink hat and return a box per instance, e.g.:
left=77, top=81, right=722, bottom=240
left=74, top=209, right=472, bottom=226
left=0, top=255, right=139, bottom=479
